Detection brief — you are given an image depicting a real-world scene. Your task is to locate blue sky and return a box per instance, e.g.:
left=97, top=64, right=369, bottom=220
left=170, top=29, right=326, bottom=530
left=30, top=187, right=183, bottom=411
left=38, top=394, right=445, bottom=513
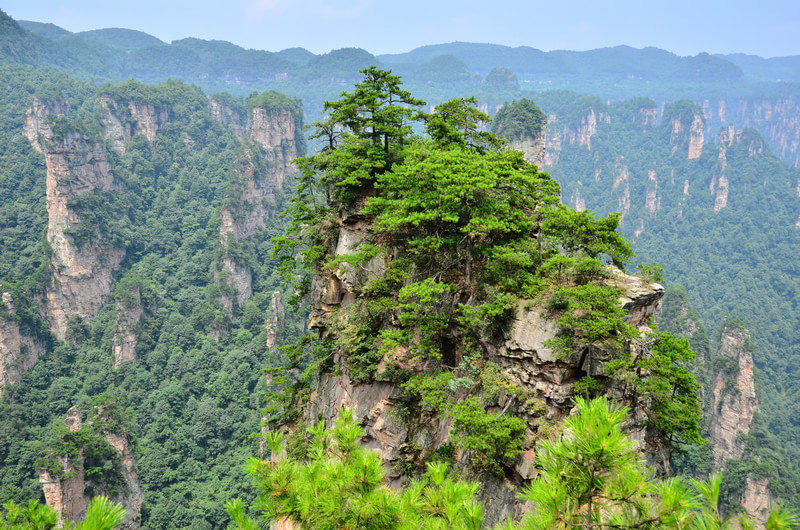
left=3, top=0, right=798, bottom=58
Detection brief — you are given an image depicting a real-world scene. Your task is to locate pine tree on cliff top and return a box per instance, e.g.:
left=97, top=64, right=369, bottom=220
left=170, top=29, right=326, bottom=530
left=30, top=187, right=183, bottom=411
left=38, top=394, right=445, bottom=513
left=272, top=68, right=702, bottom=471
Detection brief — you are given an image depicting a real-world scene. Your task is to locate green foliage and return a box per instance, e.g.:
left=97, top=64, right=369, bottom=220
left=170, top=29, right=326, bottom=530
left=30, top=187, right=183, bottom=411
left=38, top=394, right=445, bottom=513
left=512, top=397, right=797, bottom=529
left=546, top=282, right=637, bottom=358
left=234, top=410, right=484, bottom=529
left=245, top=90, right=299, bottom=113
left=0, top=500, right=58, bottom=530
left=0, top=495, right=126, bottom=530
left=381, top=279, right=455, bottom=359
left=640, top=331, right=703, bottom=443
left=492, top=99, right=547, bottom=142
left=517, top=396, right=657, bottom=528
left=0, top=74, right=305, bottom=528
left=401, top=371, right=454, bottom=412
left=637, top=263, right=664, bottom=283
left=450, top=397, right=526, bottom=475
left=424, top=96, right=504, bottom=152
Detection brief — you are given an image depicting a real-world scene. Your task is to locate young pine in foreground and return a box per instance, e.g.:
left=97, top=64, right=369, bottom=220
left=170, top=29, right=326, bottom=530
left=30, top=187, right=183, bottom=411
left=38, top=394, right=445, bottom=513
left=230, top=399, right=798, bottom=530
left=0, top=495, right=126, bottom=530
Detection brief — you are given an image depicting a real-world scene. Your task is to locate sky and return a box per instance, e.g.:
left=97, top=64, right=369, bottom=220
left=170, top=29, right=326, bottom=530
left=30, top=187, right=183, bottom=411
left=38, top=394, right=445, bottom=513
left=2, top=0, right=799, bottom=58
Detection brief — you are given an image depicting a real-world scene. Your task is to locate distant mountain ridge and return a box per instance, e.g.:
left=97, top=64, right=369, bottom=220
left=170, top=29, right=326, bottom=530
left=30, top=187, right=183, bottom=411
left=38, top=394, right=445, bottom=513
left=8, top=10, right=799, bottom=85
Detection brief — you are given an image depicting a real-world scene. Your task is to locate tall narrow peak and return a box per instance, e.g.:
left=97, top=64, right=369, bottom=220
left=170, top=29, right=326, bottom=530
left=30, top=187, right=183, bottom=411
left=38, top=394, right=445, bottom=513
left=708, top=321, right=758, bottom=466
left=38, top=405, right=144, bottom=528
left=25, top=98, right=125, bottom=340
left=215, top=92, right=304, bottom=310
left=663, top=100, right=705, bottom=159
left=282, top=73, right=699, bottom=525
left=492, top=98, right=547, bottom=168
left=706, top=320, right=773, bottom=526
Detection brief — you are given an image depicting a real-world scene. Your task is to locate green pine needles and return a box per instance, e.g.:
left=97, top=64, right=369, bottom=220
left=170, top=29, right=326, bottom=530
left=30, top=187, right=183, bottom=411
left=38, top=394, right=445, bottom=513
left=232, top=402, right=799, bottom=529
left=273, top=66, right=704, bottom=471
left=230, top=410, right=484, bottom=529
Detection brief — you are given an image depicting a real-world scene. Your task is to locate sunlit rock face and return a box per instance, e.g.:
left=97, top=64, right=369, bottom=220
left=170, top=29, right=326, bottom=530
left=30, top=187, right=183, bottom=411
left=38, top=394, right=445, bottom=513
left=306, top=203, right=668, bottom=524
left=24, top=99, right=124, bottom=340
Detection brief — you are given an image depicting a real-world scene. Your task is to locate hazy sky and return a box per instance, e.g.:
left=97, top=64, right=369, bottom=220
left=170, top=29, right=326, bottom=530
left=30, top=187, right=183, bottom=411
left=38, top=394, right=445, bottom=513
left=3, top=0, right=798, bottom=58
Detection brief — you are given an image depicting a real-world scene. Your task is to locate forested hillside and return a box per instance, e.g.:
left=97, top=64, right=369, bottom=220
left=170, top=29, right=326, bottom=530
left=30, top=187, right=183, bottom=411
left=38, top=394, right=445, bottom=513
left=2, top=6, right=800, bottom=528
left=3, top=9, right=799, bottom=167
left=0, top=66, right=306, bottom=528
left=518, top=93, right=800, bottom=511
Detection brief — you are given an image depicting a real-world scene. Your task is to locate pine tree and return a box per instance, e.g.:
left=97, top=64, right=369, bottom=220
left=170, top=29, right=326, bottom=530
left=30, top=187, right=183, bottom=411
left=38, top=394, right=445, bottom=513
left=229, top=410, right=483, bottom=529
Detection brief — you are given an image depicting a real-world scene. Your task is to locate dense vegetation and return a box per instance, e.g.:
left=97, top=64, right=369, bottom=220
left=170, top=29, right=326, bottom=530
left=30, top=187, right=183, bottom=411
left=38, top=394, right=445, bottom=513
left=537, top=93, right=800, bottom=510
left=0, top=71, right=305, bottom=528
left=1, top=495, right=126, bottom=529
left=273, top=69, right=702, bottom=483
left=233, top=399, right=798, bottom=529
left=1, top=6, right=800, bottom=526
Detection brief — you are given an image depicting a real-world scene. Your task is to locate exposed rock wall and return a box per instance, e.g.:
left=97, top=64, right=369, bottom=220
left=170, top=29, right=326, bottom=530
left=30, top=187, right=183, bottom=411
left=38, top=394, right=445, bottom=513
left=613, top=158, right=632, bottom=221
left=38, top=406, right=144, bottom=528
left=739, top=98, right=800, bottom=167
left=26, top=100, right=125, bottom=340
left=740, top=476, right=772, bottom=529
left=217, top=257, right=253, bottom=311
left=543, top=114, right=561, bottom=166
left=38, top=407, right=89, bottom=525
left=509, top=128, right=546, bottom=168
left=101, top=431, right=144, bottom=529
left=305, top=206, right=667, bottom=523
left=216, top=107, right=301, bottom=309
left=24, top=97, right=69, bottom=153
left=249, top=107, right=299, bottom=190
left=0, top=291, right=46, bottom=391
left=210, top=99, right=246, bottom=140
left=708, top=325, right=758, bottom=466
left=706, top=324, right=773, bottom=526
left=98, top=97, right=169, bottom=155
left=712, top=125, right=768, bottom=212
left=645, top=169, right=659, bottom=215
left=700, top=97, right=800, bottom=167
left=219, top=149, right=276, bottom=241
left=543, top=109, right=609, bottom=166
left=266, top=291, right=285, bottom=350
left=669, top=111, right=705, bottom=159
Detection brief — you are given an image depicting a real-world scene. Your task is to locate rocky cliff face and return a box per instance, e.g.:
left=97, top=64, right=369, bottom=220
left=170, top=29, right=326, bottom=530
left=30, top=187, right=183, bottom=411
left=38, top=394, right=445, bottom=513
left=700, top=97, right=800, bottom=168
left=708, top=325, right=757, bottom=466
left=210, top=99, right=246, bottom=141
left=248, top=107, right=299, bottom=190
left=24, top=97, right=69, bottom=153
left=304, top=205, right=667, bottom=522
left=266, top=291, right=285, bottom=351
left=509, top=130, right=546, bottom=168
left=25, top=100, right=125, bottom=340
left=101, top=430, right=144, bottom=529
left=98, top=96, right=169, bottom=155
left=669, top=111, right=705, bottom=159
left=711, top=125, right=768, bottom=212
left=543, top=109, right=609, bottom=166
left=740, top=476, right=772, bottom=529
left=38, top=406, right=144, bottom=528
left=706, top=324, right=773, bottom=526
left=216, top=105, right=301, bottom=309
left=738, top=98, right=800, bottom=167
left=38, top=407, right=89, bottom=525
left=0, top=291, right=46, bottom=391
left=613, top=158, right=632, bottom=221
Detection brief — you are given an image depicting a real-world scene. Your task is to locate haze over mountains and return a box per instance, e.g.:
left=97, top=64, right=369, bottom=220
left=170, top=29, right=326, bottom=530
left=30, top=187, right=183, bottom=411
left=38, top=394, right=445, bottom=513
left=1, top=6, right=800, bottom=528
